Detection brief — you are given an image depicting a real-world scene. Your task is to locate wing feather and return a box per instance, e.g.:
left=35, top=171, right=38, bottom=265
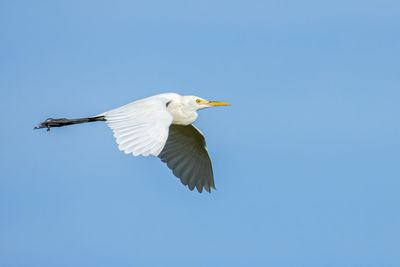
left=102, top=94, right=178, bottom=157
left=158, top=124, right=215, bottom=193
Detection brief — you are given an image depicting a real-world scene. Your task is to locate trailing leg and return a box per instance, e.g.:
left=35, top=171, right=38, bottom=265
left=34, top=116, right=106, bottom=131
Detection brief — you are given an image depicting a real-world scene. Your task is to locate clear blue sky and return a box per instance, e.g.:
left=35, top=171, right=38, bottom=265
left=1, top=1, right=399, bottom=266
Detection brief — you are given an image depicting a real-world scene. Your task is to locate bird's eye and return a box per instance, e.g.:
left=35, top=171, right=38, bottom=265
left=196, top=99, right=201, bottom=103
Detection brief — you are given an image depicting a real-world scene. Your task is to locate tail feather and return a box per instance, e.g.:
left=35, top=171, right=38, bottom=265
left=34, top=116, right=106, bottom=131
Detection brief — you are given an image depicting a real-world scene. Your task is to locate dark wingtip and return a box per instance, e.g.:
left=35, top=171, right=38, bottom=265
left=203, top=184, right=216, bottom=193
left=196, top=184, right=204, bottom=193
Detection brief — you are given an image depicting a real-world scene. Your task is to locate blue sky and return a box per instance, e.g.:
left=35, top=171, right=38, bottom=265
left=1, top=0, right=399, bottom=266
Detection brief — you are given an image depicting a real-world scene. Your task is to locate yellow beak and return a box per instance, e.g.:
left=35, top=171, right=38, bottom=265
left=203, top=100, right=231, bottom=106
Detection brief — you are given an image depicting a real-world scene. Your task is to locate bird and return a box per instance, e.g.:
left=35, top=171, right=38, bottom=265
left=35, top=93, right=230, bottom=193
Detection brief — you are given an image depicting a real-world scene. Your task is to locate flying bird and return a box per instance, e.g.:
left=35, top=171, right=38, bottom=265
left=35, top=93, right=230, bottom=193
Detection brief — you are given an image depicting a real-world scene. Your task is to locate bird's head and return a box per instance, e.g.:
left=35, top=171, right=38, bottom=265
left=183, top=96, right=231, bottom=111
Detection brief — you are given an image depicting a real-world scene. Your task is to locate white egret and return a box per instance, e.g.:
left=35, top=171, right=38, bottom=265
left=35, top=93, right=230, bottom=193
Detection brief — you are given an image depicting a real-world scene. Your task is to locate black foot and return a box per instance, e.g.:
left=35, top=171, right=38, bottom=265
left=34, top=118, right=69, bottom=131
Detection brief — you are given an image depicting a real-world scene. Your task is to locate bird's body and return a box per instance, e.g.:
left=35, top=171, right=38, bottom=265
left=35, top=93, right=230, bottom=193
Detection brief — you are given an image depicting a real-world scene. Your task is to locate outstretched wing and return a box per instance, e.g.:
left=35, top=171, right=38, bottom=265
left=102, top=94, right=178, bottom=156
left=158, top=124, right=215, bottom=193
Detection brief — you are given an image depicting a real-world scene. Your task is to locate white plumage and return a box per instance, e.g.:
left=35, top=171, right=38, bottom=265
left=36, top=93, right=230, bottom=193
left=102, top=94, right=177, bottom=157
